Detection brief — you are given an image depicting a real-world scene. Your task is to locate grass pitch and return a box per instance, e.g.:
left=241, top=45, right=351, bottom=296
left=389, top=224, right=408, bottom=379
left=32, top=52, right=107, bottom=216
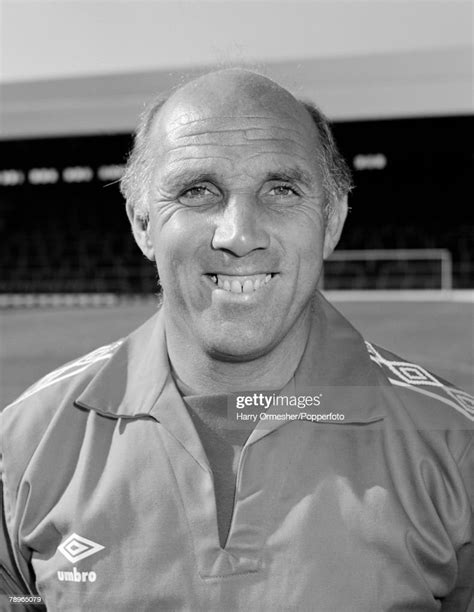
left=1, top=299, right=472, bottom=408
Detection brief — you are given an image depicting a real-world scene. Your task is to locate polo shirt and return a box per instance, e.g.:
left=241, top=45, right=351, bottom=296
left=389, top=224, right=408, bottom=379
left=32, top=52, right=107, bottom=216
left=1, top=293, right=473, bottom=611
left=180, top=392, right=255, bottom=549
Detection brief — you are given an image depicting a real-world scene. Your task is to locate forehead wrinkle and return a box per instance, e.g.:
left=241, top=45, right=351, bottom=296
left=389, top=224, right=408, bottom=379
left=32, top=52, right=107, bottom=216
left=166, top=115, right=309, bottom=139
left=175, top=126, right=304, bottom=138
left=168, top=129, right=309, bottom=151
left=245, top=150, right=318, bottom=168
left=163, top=139, right=310, bottom=155
left=158, top=145, right=319, bottom=183
left=170, top=129, right=305, bottom=146
left=161, top=155, right=235, bottom=169
left=170, top=124, right=306, bottom=140
left=244, top=127, right=304, bottom=141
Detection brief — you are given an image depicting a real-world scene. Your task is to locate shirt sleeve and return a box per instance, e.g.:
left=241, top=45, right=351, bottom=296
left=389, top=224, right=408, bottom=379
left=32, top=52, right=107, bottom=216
left=0, top=476, right=29, bottom=594
left=0, top=457, right=45, bottom=610
left=440, top=435, right=474, bottom=612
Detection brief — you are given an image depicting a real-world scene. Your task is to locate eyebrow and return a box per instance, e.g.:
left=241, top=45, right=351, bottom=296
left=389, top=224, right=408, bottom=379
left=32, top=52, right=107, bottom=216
left=264, top=168, right=315, bottom=188
left=159, top=165, right=316, bottom=192
left=159, top=170, right=218, bottom=191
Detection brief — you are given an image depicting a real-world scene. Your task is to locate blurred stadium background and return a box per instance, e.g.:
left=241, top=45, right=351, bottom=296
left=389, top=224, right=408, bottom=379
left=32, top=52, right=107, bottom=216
left=1, top=1, right=472, bottom=406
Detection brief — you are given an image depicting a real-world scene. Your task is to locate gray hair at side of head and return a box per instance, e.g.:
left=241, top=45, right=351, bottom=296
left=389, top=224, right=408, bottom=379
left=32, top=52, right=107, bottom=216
left=300, top=101, right=353, bottom=218
left=120, top=93, right=353, bottom=222
left=120, top=93, right=170, bottom=223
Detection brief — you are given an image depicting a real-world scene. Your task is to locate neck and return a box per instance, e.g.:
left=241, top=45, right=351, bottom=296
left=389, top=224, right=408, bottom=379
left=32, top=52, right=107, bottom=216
left=165, top=307, right=312, bottom=394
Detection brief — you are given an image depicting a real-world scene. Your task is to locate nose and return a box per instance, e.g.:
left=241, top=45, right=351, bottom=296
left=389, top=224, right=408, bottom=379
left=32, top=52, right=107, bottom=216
left=211, top=194, right=270, bottom=257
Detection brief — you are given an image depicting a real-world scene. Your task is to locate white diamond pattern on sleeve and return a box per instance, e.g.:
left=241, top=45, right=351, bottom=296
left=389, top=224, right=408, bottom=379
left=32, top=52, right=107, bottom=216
left=365, top=341, right=474, bottom=422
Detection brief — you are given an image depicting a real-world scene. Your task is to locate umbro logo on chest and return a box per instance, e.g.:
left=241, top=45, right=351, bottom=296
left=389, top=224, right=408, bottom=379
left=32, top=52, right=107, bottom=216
left=57, top=533, right=105, bottom=582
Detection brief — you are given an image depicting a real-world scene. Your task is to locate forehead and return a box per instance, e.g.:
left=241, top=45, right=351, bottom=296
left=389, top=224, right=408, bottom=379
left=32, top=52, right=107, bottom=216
left=148, top=100, right=321, bottom=181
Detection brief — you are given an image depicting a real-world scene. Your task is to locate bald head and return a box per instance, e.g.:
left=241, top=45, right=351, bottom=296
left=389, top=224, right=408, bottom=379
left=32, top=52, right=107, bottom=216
left=120, top=68, right=352, bottom=219
left=158, top=69, right=311, bottom=127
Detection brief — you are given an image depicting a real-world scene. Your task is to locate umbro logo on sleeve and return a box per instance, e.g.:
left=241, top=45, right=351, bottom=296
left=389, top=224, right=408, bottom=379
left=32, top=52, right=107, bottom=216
left=365, top=341, right=474, bottom=422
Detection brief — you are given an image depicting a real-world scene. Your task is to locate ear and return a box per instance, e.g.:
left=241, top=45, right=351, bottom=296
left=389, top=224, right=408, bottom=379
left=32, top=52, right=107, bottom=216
left=126, top=202, right=155, bottom=261
left=323, top=195, right=348, bottom=260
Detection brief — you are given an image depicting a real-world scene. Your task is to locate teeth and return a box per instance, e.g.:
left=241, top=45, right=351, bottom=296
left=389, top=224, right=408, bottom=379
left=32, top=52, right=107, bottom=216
left=242, top=279, right=253, bottom=294
left=210, top=273, right=274, bottom=293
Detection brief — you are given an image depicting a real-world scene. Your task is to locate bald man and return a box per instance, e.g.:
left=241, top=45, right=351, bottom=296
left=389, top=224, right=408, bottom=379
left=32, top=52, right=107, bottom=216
left=1, top=70, right=473, bottom=612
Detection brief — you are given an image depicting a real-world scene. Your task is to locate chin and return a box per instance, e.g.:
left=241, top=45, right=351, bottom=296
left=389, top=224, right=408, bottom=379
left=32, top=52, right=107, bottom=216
left=203, top=328, right=275, bottom=363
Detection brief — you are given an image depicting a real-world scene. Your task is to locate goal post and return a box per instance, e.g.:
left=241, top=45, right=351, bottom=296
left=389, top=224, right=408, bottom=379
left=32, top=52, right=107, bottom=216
left=321, top=249, right=453, bottom=291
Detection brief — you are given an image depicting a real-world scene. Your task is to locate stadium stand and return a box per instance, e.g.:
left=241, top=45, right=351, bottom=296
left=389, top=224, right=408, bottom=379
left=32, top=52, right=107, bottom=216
left=0, top=116, right=472, bottom=296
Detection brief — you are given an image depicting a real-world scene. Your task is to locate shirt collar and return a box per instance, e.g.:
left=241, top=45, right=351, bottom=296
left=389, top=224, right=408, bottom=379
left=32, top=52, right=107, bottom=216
left=295, top=292, right=378, bottom=389
left=75, top=292, right=383, bottom=423
left=75, top=308, right=170, bottom=418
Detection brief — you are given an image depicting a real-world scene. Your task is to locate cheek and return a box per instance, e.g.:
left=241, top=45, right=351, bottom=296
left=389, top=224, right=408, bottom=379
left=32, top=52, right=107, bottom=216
left=151, top=214, right=207, bottom=280
left=283, top=217, right=326, bottom=274
left=154, top=235, right=189, bottom=283
left=297, top=246, right=324, bottom=293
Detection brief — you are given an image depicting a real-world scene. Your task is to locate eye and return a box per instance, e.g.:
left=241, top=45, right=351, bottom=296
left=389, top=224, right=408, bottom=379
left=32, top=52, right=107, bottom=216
left=178, top=183, right=221, bottom=206
left=262, top=182, right=301, bottom=204
left=268, top=184, right=298, bottom=197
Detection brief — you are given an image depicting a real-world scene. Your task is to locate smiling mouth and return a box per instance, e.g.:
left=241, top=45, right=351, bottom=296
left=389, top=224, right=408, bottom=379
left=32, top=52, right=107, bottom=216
left=207, top=273, right=276, bottom=294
